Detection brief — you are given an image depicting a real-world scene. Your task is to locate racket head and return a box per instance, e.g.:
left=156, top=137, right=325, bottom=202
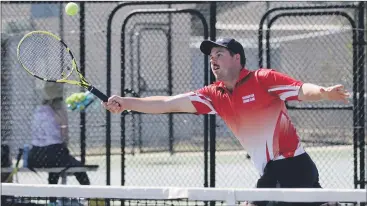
left=17, top=31, right=78, bottom=83
left=17, top=30, right=109, bottom=102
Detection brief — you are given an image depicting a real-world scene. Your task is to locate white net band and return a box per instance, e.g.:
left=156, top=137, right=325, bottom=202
left=2, top=183, right=366, bottom=205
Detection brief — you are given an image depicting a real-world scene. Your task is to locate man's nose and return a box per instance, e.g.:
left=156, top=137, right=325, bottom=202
left=210, top=56, right=217, bottom=63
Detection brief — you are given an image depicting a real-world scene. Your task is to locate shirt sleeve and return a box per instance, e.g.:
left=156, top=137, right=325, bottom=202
left=256, top=69, right=304, bottom=101
left=186, top=86, right=217, bottom=115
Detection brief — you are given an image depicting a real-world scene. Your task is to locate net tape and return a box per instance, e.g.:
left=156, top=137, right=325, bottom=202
left=2, top=184, right=366, bottom=205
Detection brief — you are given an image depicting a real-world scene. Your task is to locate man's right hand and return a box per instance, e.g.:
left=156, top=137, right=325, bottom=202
left=101, top=95, right=125, bottom=114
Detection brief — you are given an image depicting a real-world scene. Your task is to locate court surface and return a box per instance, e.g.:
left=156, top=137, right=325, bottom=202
left=12, top=145, right=355, bottom=189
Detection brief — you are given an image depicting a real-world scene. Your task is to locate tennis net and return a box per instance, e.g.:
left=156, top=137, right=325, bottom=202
left=1, top=183, right=366, bottom=206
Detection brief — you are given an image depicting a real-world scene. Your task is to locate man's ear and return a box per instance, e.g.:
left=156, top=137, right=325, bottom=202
left=236, top=53, right=241, bottom=62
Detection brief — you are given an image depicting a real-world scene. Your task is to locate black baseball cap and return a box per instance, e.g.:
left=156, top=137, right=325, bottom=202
left=200, top=38, right=246, bottom=66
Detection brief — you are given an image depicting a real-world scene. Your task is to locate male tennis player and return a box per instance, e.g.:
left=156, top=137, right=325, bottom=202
left=102, top=38, right=348, bottom=206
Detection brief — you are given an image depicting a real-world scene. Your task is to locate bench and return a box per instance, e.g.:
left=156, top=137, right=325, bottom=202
left=1, top=165, right=99, bottom=184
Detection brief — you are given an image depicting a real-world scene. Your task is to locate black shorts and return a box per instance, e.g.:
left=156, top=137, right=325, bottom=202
left=253, top=153, right=324, bottom=206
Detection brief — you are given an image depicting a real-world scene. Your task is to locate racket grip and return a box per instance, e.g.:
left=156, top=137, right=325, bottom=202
left=87, top=86, right=109, bottom=102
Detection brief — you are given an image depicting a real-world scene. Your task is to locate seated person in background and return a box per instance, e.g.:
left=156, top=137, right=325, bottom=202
left=28, top=82, right=90, bottom=185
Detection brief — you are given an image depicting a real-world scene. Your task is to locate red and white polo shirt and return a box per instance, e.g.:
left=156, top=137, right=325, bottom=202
left=187, top=68, right=306, bottom=175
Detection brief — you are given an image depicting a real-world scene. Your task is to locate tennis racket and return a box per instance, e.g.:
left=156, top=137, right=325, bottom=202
left=17, top=30, right=108, bottom=102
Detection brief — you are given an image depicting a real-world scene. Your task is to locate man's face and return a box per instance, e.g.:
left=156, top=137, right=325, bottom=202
left=210, top=47, right=239, bottom=82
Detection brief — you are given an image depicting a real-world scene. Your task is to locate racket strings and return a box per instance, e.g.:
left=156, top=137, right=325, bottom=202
left=18, top=33, right=74, bottom=81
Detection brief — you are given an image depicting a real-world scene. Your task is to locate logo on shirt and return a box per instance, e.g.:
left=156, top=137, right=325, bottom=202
left=242, top=94, right=255, bottom=103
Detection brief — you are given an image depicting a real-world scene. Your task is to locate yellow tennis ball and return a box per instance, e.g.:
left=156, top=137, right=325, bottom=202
left=65, top=97, right=73, bottom=104
left=65, top=2, right=79, bottom=16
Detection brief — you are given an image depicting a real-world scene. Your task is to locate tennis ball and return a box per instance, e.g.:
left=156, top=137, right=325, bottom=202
left=65, top=97, right=73, bottom=105
left=76, top=93, right=86, bottom=102
left=65, top=2, right=79, bottom=16
left=69, top=95, right=78, bottom=103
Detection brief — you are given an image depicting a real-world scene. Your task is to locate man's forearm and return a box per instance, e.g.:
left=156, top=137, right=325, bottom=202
left=105, top=93, right=197, bottom=114
left=123, top=96, right=175, bottom=113
left=298, top=83, right=326, bottom=101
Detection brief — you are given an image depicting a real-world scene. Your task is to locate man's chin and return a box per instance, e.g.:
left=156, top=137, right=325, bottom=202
left=213, top=72, right=225, bottom=81
left=215, top=76, right=223, bottom=81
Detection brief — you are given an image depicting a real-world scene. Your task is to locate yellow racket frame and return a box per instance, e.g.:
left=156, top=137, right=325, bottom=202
left=17, top=30, right=90, bottom=88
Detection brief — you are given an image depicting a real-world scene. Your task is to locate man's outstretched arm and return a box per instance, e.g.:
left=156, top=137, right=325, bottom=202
left=258, top=69, right=350, bottom=103
left=298, top=83, right=350, bottom=103
left=102, top=94, right=197, bottom=114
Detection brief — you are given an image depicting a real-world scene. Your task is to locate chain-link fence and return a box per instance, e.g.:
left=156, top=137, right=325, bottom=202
left=1, top=1, right=115, bottom=185
left=213, top=2, right=364, bottom=189
left=1, top=1, right=365, bottom=189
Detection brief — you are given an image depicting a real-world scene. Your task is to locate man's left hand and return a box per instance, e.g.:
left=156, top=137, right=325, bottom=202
left=320, top=84, right=350, bottom=104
